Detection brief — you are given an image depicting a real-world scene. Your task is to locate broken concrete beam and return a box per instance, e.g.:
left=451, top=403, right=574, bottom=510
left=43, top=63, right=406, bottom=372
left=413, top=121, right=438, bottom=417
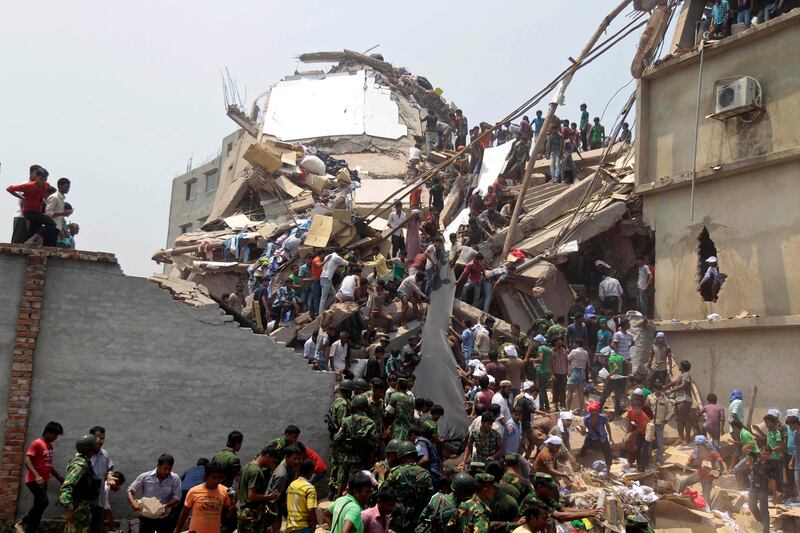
left=522, top=201, right=627, bottom=256
left=297, top=301, right=360, bottom=341
left=520, top=175, right=603, bottom=234
left=452, top=299, right=515, bottom=342
left=270, top=323, right=298, bottom=345
left=385, top=320, right=423, bottom=352
left=298, top=50, right=394, bottom=75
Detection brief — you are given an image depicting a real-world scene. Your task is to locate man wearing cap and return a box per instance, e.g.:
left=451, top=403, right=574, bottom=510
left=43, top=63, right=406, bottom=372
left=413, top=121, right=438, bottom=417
left=500, top=344, right=525, bottom=397
left=548, top=413, right=577, bottom=466
left=384, top=441, right=433, bottom=531
left=533, top=436, right=571, bottom=482
left=237, top=446, right=281, bottom=533
left=417, top=472, right=474, bottom=533
left=579, top=402, right=614, bottom=472
left=373, top=439, right=402, bottom=482
left=492, top=380, right=514, bottom=426
left=332, top=395, right=379, bottom=497
left=450, top=473, right=494, bottom=533
left=501, top=454, right=532, bottom=502
left=386, top=377, right=415, bottom=440
left=699, top=256, right=722, bottom=302
left=521, top=473, right=602, bottom=531
left=327, top=381, right=353, bottom=438
left=528, top=335, right=553, bottom=413
left=60, top=435, right=101, bottom=533
left=678, top=435, right=727, bottom=500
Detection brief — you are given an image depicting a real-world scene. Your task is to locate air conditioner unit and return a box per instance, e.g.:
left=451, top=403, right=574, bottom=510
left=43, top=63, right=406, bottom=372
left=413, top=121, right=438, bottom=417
left=713, top=76, right=761, bottom=119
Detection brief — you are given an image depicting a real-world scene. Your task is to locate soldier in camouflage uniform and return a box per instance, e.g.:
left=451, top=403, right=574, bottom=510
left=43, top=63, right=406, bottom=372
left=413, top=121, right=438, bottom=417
left=384, top=441, right=434, bottom=531
left=262, top=424, right=301, bottom=456
left=447, top=473, right=494, bottom=533
left=326, top=379, right=354, bottom=499
left=237, top=444, right=282, bottom=533
left=355, top=379, right=386, bottom=449
left=372, top=439, right=401, bottom=483
left=520, top=473, right=602, bottom=533
left=501, top=453, right=531, bottom=503
left=385, top=377, right=415, bottom=440
left=332, top=395, right=378, bottom=497
left=416, top=472, right=475, bottom=533
left=60, top=435, right=101, bottom=533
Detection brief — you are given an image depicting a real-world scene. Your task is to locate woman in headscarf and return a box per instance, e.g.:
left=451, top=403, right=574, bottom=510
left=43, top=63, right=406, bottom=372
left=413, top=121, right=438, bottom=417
left=729, top=389, right=744, bottom=426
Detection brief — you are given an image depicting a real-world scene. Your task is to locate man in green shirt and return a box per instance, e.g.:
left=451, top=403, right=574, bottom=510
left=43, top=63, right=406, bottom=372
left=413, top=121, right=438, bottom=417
left=599, top=347, right=627, bottom=417
left=579, top=103, right=590, bottom=151
left=589, top=117, right=605, bottom=150
left=328, top=472, right=373, bottom=533
left=212, top=431, right=243, bottom=489
left=731, top=418, right=760, bottom=484
left=237, top=445, right=281, bottom=533
left=528, top=335, right=553, bottom=412
left=753, top=412, right=785, bottom=492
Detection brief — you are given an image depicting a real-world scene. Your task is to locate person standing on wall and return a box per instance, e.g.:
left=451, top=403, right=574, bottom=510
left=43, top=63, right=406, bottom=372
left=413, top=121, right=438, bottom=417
left=17, top=421, right=65, bottom=533
left=6, top=167, right=59, bottom=246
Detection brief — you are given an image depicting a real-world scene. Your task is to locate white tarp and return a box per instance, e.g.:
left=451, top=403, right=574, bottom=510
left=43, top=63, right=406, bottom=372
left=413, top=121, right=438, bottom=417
left=262, top=71, right=408, bottom=141
left=443, top=143, right=514, bottom=250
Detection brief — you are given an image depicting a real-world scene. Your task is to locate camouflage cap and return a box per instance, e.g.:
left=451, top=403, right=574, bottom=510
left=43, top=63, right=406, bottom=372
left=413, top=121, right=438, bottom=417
left=467, top=461, right=486, bottom=475
left=260, top=442, right=283, bottom=457
left=397, top=377, right=409, bottom=386
left=475, top=473, right=496, bottom=485
left=75, top=434, right=100, bottom=455
left=351, top=395, right=369, bottom=410
left=385, top=439, right=402, bottom=454
left=352, top=377, right=369, bottom=392
left=338, top=379, right=355, bottom=391
left=451, top=473, right=476, bottom=494
left=503, top=453, right=521, bottom=466
left=397, top=441, right=418, bottom=459
left=533, top=472, right=558, bottom=488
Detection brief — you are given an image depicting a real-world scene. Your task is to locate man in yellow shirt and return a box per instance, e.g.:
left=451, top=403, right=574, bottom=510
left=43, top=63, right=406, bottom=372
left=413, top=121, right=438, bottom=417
left=285, top=459, right=317, bottom=533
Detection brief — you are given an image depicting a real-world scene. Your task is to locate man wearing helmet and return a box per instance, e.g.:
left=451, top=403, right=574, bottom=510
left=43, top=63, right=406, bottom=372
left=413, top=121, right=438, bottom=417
left=59, top=435, right=102, bottom=533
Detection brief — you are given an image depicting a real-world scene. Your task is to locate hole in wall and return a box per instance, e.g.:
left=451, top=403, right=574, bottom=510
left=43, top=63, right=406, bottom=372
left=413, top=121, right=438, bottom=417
left=697, top=227, right=723, bottom=302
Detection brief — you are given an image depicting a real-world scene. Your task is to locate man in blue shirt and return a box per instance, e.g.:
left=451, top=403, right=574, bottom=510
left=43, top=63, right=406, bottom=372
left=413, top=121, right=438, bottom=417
left=461, top=319, right=476, bottom=367
left=532, top=110, right=545, bottom=140
left=710, top=0, right=732, bottom=38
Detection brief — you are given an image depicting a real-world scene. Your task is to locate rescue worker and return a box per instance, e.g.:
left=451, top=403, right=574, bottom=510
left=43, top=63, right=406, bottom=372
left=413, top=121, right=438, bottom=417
left=59, top=435, right=101, bottom=533
left=416, top=473, right=475, bottom=533
left=384, top=441, right=434, bottom=531
left=448, top=472, right=495, bottom=532
left=331, top=395, right=378, bottom=497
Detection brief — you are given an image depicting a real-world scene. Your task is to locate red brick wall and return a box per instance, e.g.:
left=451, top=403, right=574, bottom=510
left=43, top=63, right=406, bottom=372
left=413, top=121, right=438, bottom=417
left=0, top=245, right=117, bottom=521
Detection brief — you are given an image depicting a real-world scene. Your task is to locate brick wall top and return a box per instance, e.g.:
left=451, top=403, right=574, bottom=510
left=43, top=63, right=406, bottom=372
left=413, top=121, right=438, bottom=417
left=0, top=243, right=118, bottom=264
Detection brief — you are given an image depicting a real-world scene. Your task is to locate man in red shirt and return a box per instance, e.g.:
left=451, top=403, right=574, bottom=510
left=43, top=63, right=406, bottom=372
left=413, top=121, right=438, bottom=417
left=19, top=421, right=65, bottom=533
left=6, top=168, right=58, bottom=247
left=624, top=405, right=651, bottom=472
left=456, top=253, right=486, bottom=308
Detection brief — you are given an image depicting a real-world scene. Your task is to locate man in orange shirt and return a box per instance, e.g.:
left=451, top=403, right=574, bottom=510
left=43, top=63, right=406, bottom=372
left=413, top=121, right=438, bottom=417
left=625, top=405, right=651, bottom=472
left=174, top=463, right=233, bottom=533
left=6, top=167, right=58, bottom=246
left=308, top=250, right=325, bottom=319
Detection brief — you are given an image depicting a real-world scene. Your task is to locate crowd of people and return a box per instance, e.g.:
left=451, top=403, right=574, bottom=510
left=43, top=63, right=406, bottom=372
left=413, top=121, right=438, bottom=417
left=700, top=0, right=799, bottom=39
left=6, top=164, right=80, bottom=248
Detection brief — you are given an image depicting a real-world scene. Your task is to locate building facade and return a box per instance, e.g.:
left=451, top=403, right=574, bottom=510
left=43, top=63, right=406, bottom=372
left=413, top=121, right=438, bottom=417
left=165, top=130, right=241, bottom=246
left=635, top=11, right=800, bottom=411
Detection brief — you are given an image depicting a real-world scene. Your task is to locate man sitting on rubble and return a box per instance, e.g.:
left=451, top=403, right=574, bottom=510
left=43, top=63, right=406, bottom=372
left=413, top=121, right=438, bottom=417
left=272, top=278, right=300, bottom=324
left=533, top=436, right=572, bottom=483
left=365, top=280, right=394, bottom=338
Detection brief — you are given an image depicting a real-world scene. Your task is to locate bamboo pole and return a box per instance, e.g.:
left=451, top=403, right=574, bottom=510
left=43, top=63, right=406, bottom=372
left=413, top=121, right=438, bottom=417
left=502, top=0, right=635, bottom=258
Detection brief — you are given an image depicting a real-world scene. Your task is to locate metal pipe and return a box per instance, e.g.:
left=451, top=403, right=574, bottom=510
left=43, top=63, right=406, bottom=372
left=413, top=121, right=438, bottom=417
left=689, top=45, right=706, bottom=221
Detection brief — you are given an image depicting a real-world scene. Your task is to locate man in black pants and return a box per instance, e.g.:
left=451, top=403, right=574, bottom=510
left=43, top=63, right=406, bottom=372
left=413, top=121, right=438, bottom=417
left=18, top=421, right=65, bottom=533
left=6, top=167, right=58, bottom=247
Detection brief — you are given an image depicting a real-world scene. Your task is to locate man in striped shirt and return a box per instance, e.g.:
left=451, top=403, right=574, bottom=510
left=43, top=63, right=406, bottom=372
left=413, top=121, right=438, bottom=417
left=285, top=458, right=317, bottom=533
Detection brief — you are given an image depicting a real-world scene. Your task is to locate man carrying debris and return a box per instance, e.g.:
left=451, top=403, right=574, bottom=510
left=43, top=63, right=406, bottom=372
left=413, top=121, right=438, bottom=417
left=678, top=435, right=728, bottom=501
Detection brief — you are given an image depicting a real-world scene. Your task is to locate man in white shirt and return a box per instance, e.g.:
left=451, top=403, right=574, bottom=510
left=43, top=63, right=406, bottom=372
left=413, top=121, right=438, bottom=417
left=635, top=256, right=653, bottom=317
left=328, top=331, right=350, bottom=372
left=89, top=425, right=114, bottom=533
left=492, top=380, right=514, bottom=426
left=45, top=178, right=72, bottom=236
left=599, top=274, right=624, bottom=313
left=424, top=237, right=444, bottom=297
left=303, top=331, right=317, bottom=360
left=397, top=272, right=427, bottom=326
left=336, top=267, right=361, bottom=302
left=319, top=250, right=349, bottom=316
left=612, top=319, right=635, bottom=360
left=387, top=201, right=407, bottom=257
left=482, top=263, right=516, bottom=313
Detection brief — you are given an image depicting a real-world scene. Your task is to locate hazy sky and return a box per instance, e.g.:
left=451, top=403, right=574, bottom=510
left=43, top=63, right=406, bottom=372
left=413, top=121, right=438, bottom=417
left=0, top=1, right=649, bottom=277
